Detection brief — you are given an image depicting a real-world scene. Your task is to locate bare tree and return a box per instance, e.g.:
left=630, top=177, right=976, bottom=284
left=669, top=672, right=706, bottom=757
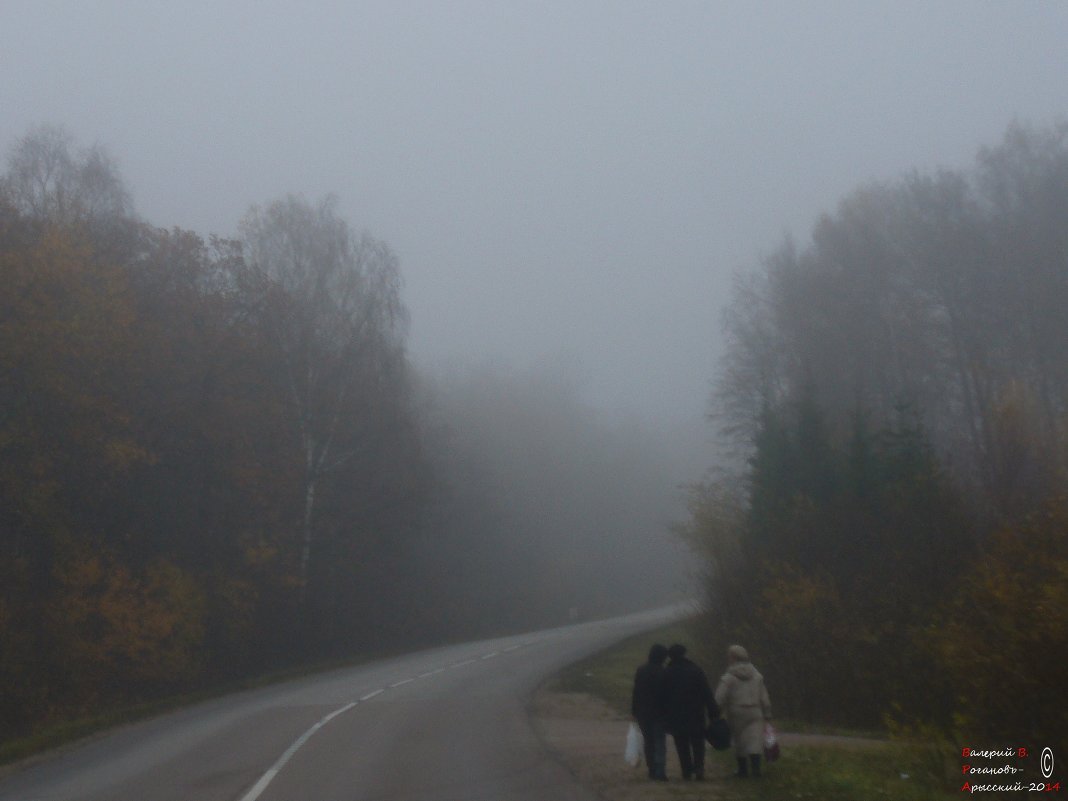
left=2, top=124, right=132, bottom=223
left=240, top=195, right=407, bottom=600
left=712, top=121, right=1068, bottom=515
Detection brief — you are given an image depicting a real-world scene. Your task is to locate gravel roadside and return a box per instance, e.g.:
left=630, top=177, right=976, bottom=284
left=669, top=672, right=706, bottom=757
left=530, top=688, right=732, bottom=800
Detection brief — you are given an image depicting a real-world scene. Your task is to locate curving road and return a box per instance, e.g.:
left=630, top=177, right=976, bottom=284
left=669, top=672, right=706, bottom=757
left=0, top=606, right=681, bottom=801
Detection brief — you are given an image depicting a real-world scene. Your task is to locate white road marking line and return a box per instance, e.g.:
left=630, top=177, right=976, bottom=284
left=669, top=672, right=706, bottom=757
left=238, top=700, right=357, bottom=801
left=237, top=640, right=541, bottom=801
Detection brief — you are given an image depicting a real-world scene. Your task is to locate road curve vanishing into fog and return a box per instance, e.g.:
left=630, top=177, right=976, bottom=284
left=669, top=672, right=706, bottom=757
left=0, top=606, right=684, bottom=801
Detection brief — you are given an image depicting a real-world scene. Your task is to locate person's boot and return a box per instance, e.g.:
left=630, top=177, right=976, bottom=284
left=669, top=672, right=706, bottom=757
left=736, top=757, right=748, bottom=778
left=750, top=754, right=762, bottom=777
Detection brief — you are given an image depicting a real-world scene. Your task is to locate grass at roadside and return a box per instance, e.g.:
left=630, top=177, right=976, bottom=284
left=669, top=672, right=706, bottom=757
left=722, top=745, right=949, bottom=801
left=552, top=621, right=703, bottom=716
left=546, top=618, right=956, bottom=800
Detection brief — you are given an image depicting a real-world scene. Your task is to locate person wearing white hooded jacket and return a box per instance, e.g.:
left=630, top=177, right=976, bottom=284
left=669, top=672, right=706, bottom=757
left=714, top=644, right=772, bottom=777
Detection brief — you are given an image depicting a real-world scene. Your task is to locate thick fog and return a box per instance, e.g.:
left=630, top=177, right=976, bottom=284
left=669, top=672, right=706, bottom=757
left=4, top=1, right=1068, bottom=759
left=4, top=2, right=1066, bottom=444
left=2, top=0, right=1068, bottom=747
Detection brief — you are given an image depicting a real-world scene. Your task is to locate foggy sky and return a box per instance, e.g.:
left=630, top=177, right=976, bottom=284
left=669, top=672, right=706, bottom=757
left=4, top=1, right=1067, bottom=455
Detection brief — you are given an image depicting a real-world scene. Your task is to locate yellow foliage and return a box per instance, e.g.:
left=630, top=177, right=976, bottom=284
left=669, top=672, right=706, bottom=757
left=754, top=563, right=850, bottom=662
left=746, top=564, right=862, bottom=721
left=242, top=538, right=280, bottom=571
left=51, top=555, right=207, bottom=695
left=0, top=223, right=150, bottom=493
left=674, top=476, right=749, bottom=626
left=987, top=383, right=1066, bottom=518
left=211, top=575, right=258, bottom=652
left=758, top=562, right=840, bottom=621
left=929, top=497, right=1068, bottom=745
left=103, top=437, right=154, bottom=470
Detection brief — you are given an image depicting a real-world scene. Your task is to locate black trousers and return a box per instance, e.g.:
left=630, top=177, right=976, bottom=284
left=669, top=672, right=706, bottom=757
left=673, top=730, right=705, bottom=778
left=636, top=717, right=666, bottom=777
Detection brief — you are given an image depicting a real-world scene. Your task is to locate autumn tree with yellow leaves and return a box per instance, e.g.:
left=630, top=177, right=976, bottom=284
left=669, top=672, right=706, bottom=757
left=0, top=129, right=426, bottom=741
left=686, top=122, right=1068, bottom=747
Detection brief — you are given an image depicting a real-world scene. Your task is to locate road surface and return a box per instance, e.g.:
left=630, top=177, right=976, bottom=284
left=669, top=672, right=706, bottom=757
left=0, top=606, right=681, bottom=801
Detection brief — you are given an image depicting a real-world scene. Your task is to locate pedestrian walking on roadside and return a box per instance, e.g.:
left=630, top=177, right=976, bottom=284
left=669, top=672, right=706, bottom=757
left=662, top=643, right=718, bottom=781
left=630, top=643, right=668, bottom=781
left=714, top=644, right=772, bottom=778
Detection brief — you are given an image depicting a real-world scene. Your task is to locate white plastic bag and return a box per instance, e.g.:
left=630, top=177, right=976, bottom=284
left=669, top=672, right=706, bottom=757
left=624, top=722, right=643, bottom=766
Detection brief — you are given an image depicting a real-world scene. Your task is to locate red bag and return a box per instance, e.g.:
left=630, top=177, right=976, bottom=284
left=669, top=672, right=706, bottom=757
left=763, top=722, right=780, bottom=762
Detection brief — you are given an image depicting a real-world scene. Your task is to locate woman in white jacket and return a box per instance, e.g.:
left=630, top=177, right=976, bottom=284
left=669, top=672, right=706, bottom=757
left=714, top=644, right=772, bottom=777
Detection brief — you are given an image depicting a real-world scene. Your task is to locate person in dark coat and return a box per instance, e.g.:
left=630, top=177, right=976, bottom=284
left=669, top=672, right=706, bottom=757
left=662, top=643, right=719, bottom=781
left=630, top=643, right=668, bottom=780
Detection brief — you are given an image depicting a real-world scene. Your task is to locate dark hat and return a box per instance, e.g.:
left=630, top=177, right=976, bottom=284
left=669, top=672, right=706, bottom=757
left=648, top=643, right=668, bottom=664
left=667, top=643, right=687, bottom=660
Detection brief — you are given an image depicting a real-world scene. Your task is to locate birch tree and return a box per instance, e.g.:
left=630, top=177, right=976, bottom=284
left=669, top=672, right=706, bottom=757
left=240, top=195, right=407, bottom=601
left=2, top=124, right=131, bottom=224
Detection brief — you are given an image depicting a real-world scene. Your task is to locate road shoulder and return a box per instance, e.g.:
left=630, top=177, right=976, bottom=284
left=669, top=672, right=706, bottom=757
left=530, top=686, right=734, bottom=800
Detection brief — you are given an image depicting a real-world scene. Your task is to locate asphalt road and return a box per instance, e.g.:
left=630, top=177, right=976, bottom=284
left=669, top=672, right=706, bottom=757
left=0, top=606, right=682, bottom=801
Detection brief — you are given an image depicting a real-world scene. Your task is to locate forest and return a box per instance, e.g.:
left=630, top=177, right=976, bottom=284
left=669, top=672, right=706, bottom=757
left=681, top=122, right=1068, bottom=748
left=5, top=118, right=1064, bottom=758
left=0, top=125, right=684, bottom=744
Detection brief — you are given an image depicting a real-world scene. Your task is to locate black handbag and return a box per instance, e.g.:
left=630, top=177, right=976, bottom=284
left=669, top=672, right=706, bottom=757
left=706, top=717, right=731, bottom=751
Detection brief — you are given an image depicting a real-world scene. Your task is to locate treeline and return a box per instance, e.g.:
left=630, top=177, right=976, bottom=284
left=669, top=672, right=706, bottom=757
left=0, top=126, right=681, bottom=743
left=681, top=122, right=1068, bottom=747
